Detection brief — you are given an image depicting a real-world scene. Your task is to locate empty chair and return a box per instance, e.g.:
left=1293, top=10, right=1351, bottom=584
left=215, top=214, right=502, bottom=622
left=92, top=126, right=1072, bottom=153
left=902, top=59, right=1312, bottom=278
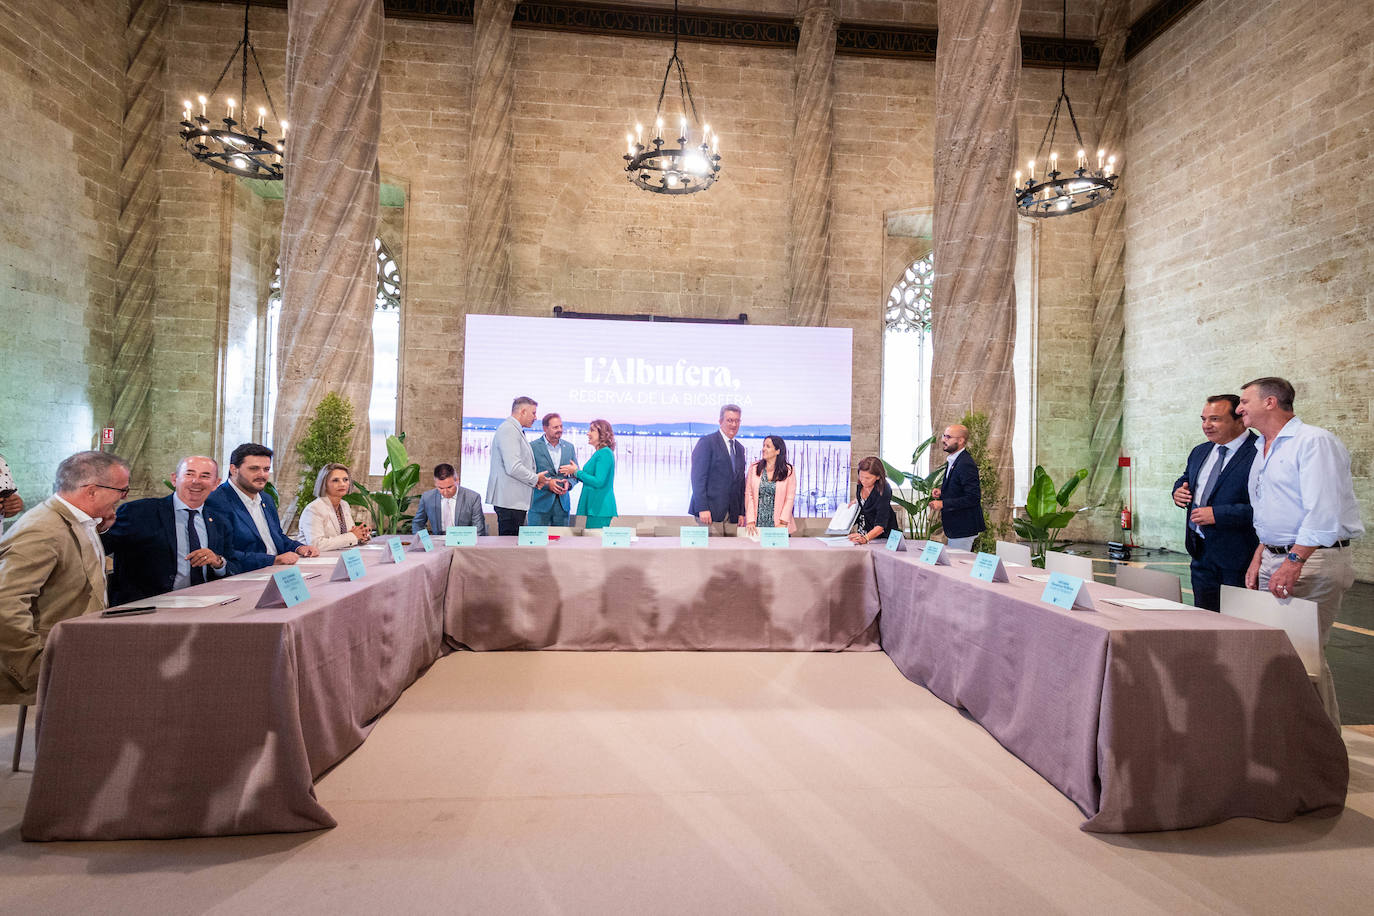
left=995, top=540, right=1033, bottom=566
left=1220, top=585, right=1321, bottom=679
left=1115, top=564, right=1183, bottom=603
left=1044, top=550, right=1094, bottom=580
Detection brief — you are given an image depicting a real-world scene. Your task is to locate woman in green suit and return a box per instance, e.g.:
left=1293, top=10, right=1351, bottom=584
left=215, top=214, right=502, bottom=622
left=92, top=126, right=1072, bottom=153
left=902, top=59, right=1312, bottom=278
left=560, top=418, right=618, bottom=529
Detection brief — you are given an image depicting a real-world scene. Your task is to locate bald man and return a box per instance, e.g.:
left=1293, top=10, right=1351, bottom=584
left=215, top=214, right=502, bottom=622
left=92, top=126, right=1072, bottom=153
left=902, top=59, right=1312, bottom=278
left=102, top=455, right=240, bottom=606
left=929, top=424, right=986, bottom=551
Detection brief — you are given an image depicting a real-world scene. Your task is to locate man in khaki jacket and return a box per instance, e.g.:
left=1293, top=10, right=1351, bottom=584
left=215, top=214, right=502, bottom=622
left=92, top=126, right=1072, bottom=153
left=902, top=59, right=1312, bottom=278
left=0, top=451, right=130, bottom=703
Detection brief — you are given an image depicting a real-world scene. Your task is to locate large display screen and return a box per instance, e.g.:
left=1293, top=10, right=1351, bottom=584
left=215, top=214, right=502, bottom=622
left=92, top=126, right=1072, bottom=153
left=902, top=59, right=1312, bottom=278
left=460, top=315, right=853, bottom=517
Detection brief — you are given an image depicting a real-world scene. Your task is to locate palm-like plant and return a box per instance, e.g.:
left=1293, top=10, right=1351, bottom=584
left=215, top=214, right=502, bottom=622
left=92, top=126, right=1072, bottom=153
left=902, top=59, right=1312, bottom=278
left=1012, top=465, right=1089, bottom=567
left=343, top=433, right=421, bottom=535
left=883, top=433, right=947, bottom=541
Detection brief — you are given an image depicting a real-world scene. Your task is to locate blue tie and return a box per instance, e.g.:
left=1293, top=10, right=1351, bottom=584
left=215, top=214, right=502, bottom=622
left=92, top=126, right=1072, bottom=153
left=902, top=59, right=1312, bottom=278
left=187, top=509, right=206, bottom=586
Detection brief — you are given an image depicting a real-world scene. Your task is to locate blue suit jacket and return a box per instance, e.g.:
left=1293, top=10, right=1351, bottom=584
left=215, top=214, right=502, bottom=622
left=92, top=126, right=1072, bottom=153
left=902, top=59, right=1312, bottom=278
left=101, top=495, right=240, bottom=605
left=688, top=432, right=745, bottom=522
left=204, top=481, right=304, bottom=571
left=940, top=451, right=986, bottom=539
left=1172, top=434, right=1259, bottom=570
left=529, top=438, right=576, bottom=517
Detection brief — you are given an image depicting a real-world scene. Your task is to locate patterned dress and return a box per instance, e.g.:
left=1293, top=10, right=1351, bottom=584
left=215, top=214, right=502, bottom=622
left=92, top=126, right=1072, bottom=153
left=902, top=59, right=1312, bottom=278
left=757, top=477, right=777, bottom=528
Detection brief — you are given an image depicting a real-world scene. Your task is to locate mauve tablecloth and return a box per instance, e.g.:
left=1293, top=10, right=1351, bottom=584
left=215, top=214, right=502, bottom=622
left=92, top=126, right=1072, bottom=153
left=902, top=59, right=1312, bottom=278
left=873, top=548, right=1349, bottom=832
left=444, top=537, right=882, bottom=651
left=22, top=541, right=452, bottom=841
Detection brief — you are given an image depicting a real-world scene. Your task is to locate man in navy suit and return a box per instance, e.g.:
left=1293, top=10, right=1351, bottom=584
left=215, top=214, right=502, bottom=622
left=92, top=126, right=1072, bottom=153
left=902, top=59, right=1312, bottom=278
left=930, top=424, right=985, bottom=551
left=689, top=404, right=746, bottom=535
left=527, top=413, right=575, bottom=526
left=1171, top=394, right=1258, bottom=611
left=205, top=443, right=319, bottom=571
left=102, top=455, right=240, bottom=605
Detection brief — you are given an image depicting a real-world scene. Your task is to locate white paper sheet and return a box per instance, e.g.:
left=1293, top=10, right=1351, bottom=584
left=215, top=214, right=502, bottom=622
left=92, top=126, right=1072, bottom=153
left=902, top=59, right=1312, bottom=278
left=1017, top=573, right=1054, bottom=583
left=824, top=502, right=859, bottom=535
left=138, top=594, right=241, bottom=608
left=1102, top=597, right=1196, bottom=611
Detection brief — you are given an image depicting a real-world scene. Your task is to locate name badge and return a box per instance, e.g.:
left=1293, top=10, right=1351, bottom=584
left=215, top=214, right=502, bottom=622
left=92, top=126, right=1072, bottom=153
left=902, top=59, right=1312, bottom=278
left=885, top=530, right=904, bottom=551
left=445, top=526, right=477, bottom=546
left=969, top=552, right=1010, bottom=583
left=679, top=526, right=709, bottom=548
left=331, top=548, right=367, bottom=582
left=256, top=566, right=311, bottom=608
left=600, top=527, right=634, bottom=547
left=1041, top=572, right=1096, bottom=610
left=386, top=538, right=407, bottom=564
left=518, top=526, right=549, bottom=546
left=759, top=528, right=789, bottom=548
left=919, top=541, right=948, bottom=565
left=415, top=529, right=435, bottom=552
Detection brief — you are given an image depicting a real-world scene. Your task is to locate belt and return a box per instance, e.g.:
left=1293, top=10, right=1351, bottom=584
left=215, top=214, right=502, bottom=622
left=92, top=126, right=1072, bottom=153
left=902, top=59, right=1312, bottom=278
left=1263, top=540, right=1350, bottom=555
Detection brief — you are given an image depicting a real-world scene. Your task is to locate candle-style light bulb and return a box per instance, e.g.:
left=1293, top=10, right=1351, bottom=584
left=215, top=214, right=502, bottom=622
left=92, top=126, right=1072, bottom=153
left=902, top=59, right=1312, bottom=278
left=655, top=117, right=664, bottom=139
left=1076, top=148, right=1086, bottom=170
left=226, top=97, right=236, bottom=120
left=712, top=134, right=720, bottom=155
left=1097, top=148, right=1105, bottom=170
left=198, top=95, right=207, bottom=118
left=680, top=115, right=687, bottom=139
left=1049, top=151, right=1058, bottom=174
left=1028, top=159, right=1036, bottom=181
left=280, top=120, right=289, bottom=136
left=1107, top=155, right=1116, bottom=174
left=635, top=122, right=643, bottom=145
left=257, top=107, right=266, bottom=128
left=1015, top=170, right=1022, bottom=186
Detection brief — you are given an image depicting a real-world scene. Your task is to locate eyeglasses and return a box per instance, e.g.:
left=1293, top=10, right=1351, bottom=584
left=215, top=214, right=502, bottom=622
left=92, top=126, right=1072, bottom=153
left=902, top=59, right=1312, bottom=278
left=91, top=483, right=131, bottom=497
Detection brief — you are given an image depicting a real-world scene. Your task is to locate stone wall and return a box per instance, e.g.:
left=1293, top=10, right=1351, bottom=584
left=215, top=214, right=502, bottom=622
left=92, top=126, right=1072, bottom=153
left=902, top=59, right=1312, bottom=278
left=1123, top=0, right=1373, bottom=576
left=0, top=0, right=125, bottom=500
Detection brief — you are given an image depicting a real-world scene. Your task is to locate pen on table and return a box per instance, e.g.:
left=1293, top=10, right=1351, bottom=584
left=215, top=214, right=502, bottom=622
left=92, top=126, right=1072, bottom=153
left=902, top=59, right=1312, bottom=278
left=218, top=596, right=241, bottom=606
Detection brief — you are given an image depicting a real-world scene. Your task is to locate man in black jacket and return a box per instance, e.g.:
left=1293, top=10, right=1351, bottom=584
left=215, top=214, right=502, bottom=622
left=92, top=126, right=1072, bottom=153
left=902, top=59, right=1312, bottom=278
left=102, top=455, right=239, bottom=606
left=930, top=424, right=985, bottom=551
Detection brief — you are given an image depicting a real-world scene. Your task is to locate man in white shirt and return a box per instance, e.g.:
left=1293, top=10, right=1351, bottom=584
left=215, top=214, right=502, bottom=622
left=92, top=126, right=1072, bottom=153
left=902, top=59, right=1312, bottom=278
left=1238, top=376, right=1364, bottom=727
left=205, top=443, right=319, bottom=571
left=0, top=450, right=129, bottom=703
left=412, top=463, right=487, bottom=536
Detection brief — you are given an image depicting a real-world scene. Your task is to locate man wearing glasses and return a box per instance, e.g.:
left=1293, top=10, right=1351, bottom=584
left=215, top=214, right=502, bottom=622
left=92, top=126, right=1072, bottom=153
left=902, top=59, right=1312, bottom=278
left=0, top=450, right=130, bottom=704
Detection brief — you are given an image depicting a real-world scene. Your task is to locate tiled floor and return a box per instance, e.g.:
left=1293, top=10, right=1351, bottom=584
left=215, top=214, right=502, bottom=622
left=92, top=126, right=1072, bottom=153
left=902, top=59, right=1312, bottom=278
left=1064, top=543, right=1374, bottom=726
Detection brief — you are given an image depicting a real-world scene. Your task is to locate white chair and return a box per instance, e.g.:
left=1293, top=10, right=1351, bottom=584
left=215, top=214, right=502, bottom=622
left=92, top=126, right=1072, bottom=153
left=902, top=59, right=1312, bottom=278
left=995, top=540, right=1033, bottom=567
left=1044, top=550, right=1094, bottom=580
left=1220, top=585, right=1321, bottom=679
left=1115, top=565, right=1183, bottom=603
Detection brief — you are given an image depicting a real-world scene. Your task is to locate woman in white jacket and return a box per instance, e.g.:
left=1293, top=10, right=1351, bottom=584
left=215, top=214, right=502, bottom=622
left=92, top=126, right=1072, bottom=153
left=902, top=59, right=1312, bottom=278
left=299, top=463, right=371, bottom=550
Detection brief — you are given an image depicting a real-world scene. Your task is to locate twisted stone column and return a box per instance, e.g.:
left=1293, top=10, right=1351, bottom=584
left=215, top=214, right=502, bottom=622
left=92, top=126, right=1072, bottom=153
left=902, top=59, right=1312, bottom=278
left=112, top=0, right=166, bottom=493
left=275, top=0, right=382, bottom=512
left=930, top=0, right=1020, bottom=514
left=1085, top=0, right=1129, bottom=506
left=466, top=0, right=517, bottom=315
left=788, top=0, right=835, bottom=328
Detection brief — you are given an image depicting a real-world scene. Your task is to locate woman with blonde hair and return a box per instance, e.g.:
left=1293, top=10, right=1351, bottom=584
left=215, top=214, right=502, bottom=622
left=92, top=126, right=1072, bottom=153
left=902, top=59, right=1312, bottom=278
left=559, top=419, right=618, bottom=529
left=299, top=463, right=371, bottom=550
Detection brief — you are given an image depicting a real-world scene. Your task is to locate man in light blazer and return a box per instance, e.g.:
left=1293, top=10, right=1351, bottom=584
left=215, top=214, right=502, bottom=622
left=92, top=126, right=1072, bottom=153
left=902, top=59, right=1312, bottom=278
left=688, top=404, right=746, bottom=535
left=413, top=463, right=487, bottom=536
left=0, top=450, right=129, bottom=704
left=485, top=396, right=552, bottom=536
left=102, top=455, right=238, bottom=606
left=528, top=413, right=575, bottom=526
left=204, top=442, right=318, bottom=571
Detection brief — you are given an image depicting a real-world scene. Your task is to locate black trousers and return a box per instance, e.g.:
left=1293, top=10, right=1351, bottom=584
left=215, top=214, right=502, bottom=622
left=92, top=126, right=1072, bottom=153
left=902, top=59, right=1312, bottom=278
left=1189, top=554, right=1248, bottom=611
left=494, top=506, right=526, bottom=537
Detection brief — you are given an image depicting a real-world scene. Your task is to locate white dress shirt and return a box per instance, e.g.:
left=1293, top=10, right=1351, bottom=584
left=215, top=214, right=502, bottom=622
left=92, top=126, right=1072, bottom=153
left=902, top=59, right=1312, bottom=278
left=1248, top=417, right=1364, bottom=547
left=171, top=493, right=223, bottom=590
left=230, top=479, right=279, bottom=554
left=441, top=495, right=456, bottom=531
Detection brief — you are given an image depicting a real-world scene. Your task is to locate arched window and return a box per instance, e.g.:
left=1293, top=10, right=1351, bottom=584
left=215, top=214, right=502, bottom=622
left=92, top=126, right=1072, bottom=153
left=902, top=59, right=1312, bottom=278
left=260, top=239, right=403, bottom=477
left=881, top=253, right=935, bottom=476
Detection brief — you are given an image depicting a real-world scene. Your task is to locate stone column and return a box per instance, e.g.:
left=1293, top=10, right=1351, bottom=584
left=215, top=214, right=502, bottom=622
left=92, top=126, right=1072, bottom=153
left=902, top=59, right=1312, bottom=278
left=788, top=0, right=835, bottom=328
left=1085, top=0, right=1129, bottom=506
left=930, top=0, right=1021, bottom=513
left=274, top=0, right=383, bottom=512
left=466, top=0, right=518, bottom=315
left=112, top=0, right=166, bottom=493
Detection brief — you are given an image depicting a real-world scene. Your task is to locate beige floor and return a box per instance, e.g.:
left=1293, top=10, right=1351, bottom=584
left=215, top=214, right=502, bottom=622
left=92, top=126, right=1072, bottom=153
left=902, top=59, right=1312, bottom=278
left=3, top=651, right=1374, bottom=914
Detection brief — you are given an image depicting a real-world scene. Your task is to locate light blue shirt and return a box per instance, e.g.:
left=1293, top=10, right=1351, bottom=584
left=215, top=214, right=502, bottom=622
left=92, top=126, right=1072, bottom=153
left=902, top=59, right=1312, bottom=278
left=1248, top=417, right=1364, bottom=548
left=172, top=494, right=222, bottom=590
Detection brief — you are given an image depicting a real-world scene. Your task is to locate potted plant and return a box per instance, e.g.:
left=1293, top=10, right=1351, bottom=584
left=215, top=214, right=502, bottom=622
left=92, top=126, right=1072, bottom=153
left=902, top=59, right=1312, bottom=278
left=1012, top=465, right=1090, bottom=567
left=292, top=392, right=356, bottom=527
left=344, top=432, right=421, bottom=534
left=883, top=433, right=946, bottom=542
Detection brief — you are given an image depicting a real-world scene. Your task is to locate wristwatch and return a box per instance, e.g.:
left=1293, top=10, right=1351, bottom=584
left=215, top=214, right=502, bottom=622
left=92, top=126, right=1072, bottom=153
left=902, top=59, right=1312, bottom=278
left=1285, top=551, right=1305, bottom=564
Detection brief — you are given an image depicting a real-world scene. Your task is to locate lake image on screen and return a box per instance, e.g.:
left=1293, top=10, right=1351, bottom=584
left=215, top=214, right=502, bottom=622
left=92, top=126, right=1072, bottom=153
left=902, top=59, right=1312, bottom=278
left=461, top=425, right=852, bottom=518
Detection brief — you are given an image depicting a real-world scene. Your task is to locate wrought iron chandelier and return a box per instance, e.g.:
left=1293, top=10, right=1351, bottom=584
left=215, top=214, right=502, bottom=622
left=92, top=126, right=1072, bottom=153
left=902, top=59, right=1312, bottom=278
left=177, top=2, right=285, bottom=181
left=1014, top=0, right=1119, bottom=217
left=623, top=0, right=721, bottom=195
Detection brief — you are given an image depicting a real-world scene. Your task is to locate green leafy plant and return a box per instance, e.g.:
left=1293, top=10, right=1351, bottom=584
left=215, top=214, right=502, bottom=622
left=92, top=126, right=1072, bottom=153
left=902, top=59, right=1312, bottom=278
left=1013, top=465, right=1090, bottom=567
left=294, top=392, right=356, bottom=521
left=343, top=433, right=421, bottom=534
left=883, top=433, right=947, bottom=541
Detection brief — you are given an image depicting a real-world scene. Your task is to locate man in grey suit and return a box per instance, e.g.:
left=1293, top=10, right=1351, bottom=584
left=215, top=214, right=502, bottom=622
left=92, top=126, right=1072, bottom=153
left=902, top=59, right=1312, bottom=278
left=412, top=464, right=487, bottom=536
left=485, top=396, right=552, bottom=536
left=0, top=450, right=129, bottom=703
left=528, top=413, right=575, bottom=526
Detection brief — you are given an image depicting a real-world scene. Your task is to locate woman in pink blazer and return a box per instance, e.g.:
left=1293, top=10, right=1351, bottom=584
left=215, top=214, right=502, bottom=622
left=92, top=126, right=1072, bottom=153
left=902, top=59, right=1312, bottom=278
left=744, top=436, right=798, bottom=534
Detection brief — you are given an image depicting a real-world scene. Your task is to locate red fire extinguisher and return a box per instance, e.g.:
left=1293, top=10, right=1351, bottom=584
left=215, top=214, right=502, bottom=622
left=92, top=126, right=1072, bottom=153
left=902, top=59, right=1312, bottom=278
left=1120, top=504, right=1132, bottom=531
